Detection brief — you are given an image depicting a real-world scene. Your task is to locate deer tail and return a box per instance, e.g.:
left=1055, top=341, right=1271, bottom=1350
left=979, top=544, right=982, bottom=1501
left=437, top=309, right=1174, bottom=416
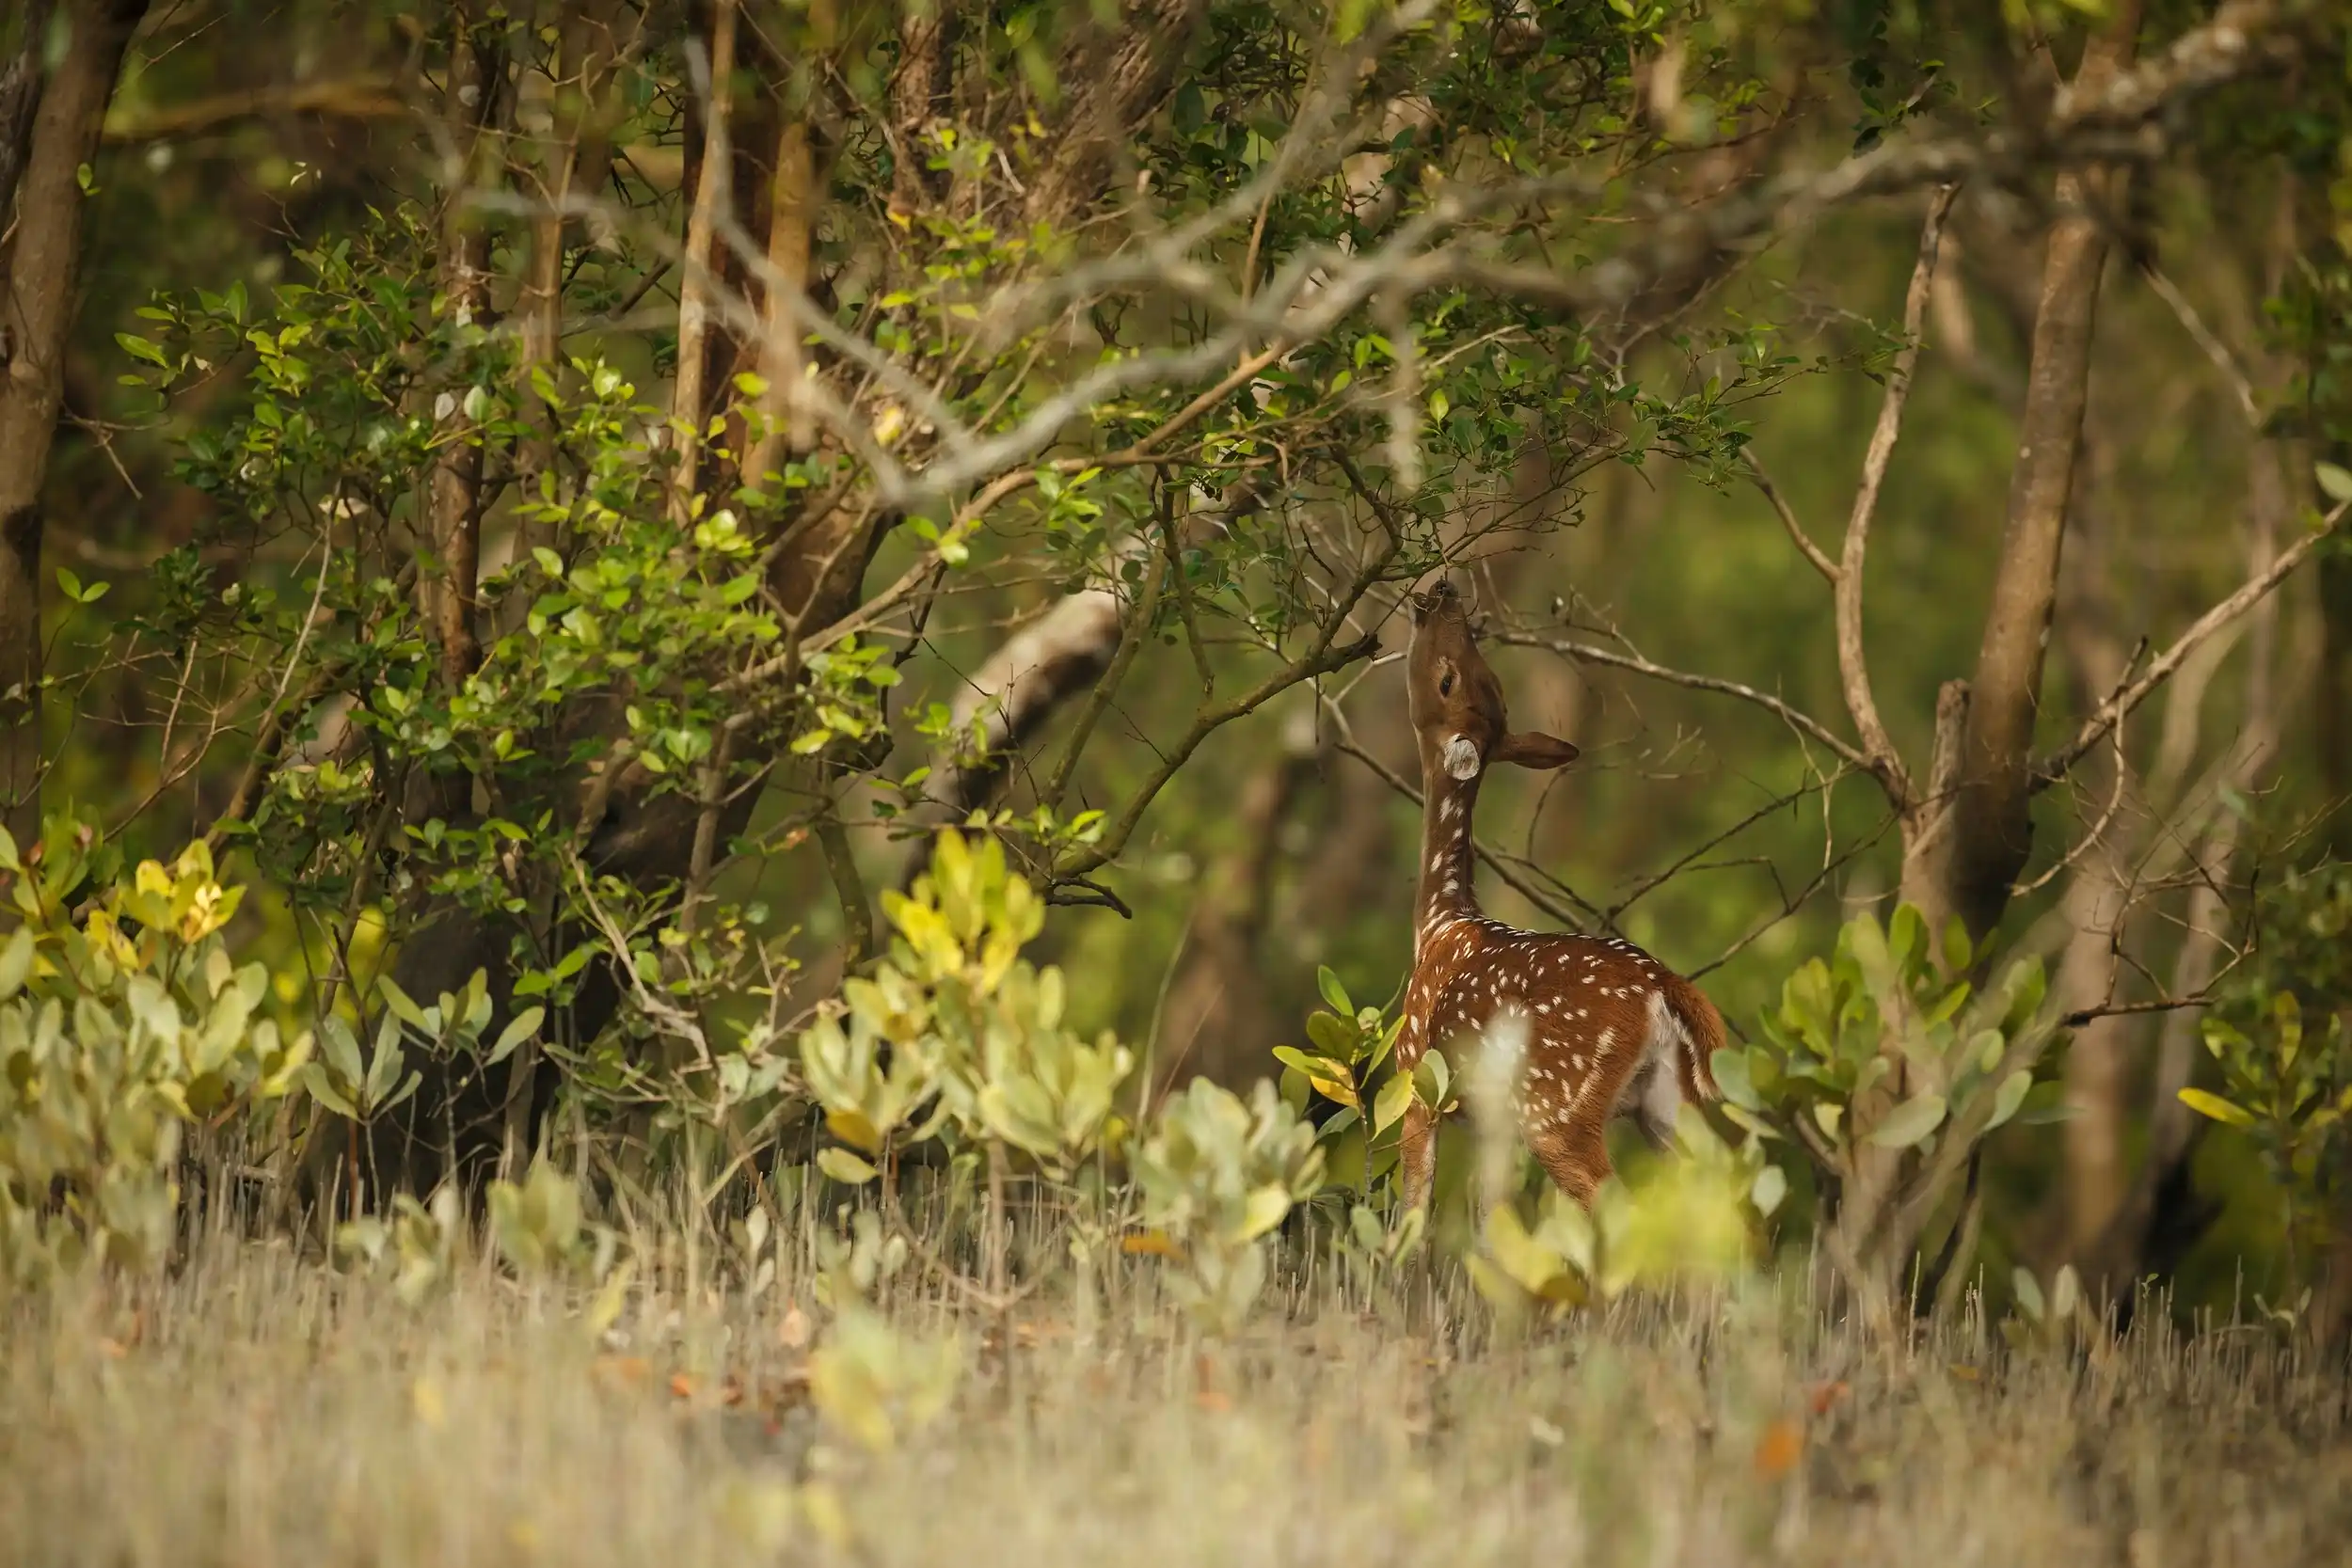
left=1659, top=972, right=1724, bottom=1104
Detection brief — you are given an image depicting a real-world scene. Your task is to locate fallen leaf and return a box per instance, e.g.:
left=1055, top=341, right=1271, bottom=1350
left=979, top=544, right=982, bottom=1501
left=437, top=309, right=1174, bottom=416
left=1807, top=1379, right=1850, bottom=1416
left=777, top=1306, right=810, bottom=1350
left=1753, top=1418, right=1804, bottom=1479
left=592, top=1354, right=652, bottom=1391
left=1947, top=1363, right=1981, bottom=1383
left=1120, top=1228, right=1181, bottom=1258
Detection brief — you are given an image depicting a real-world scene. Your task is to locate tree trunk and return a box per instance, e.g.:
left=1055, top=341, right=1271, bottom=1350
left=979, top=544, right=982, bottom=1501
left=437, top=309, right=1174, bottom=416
left=1900, top=11, right=2142, bottom=944
left=0, top=0, right=148, bottom=853
left=1153, top=705, right=1320, bottom=1094
left=2052, top=441, right=2142, bottom=1263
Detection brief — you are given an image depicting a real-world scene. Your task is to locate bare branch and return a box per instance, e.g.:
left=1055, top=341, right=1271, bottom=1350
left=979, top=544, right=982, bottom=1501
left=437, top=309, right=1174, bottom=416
left=2036, top=499, right=2348, bottom=785
left=1490, top=630, right=1871, bottom=772
left=1741, top=447, right=1837, bottom=585
left=100, top=75, right=407, bottom=145
left=2140, top=262, right=2259, bottom=428
left=1835, top=183, right=1956, bottom=807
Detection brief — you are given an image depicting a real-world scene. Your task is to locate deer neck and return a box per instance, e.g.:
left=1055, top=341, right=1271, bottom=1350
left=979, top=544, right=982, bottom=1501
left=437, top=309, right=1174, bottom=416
left=1414, top=761, right=1483, bottom=949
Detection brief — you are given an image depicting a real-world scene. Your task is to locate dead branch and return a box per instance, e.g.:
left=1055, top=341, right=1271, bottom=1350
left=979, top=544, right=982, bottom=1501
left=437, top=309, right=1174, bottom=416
left=1490, top=630, right=1870, bottom=772
left=1833, top=184, right=1956, bottom=806
left=2036, top=499, right=2348, bottom=785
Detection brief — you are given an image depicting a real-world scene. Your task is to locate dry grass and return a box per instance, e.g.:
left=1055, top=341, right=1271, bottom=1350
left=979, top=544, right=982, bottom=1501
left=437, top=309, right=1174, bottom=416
left=5, top=1208, right=2351, bottom=1568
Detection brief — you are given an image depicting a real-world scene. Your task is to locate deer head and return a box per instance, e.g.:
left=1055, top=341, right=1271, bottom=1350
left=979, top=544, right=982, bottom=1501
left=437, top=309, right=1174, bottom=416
left=1406, top=579, right=1580, bottom=784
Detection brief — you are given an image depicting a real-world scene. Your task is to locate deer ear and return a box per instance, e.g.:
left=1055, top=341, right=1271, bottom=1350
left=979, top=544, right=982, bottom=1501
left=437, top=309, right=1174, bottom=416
left=1492, top=730, right=1580, bottom=770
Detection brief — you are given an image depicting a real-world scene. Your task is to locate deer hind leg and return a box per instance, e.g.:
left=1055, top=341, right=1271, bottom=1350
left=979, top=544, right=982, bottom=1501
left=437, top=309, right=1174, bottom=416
left=1399, top=1099, right=1438, bottom=1211
left=1629, top=1052, right=1682, bottom=1153
left=1526, top=1117, right=1610, bottom=1209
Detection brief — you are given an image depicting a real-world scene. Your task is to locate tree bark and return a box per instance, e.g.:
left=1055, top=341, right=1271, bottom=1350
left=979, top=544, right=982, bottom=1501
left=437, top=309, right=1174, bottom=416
left=1153, top=705, right=1320, bottom=1094
left=1901, top=10, right=2143, bottom=943
left=0, top=0, right=148, bottom=853
left=2051, top=447, right=2142, bottom=1264
left=425, top=15, right=506, bottom=694
left=0, top=0, right=58, bottom=225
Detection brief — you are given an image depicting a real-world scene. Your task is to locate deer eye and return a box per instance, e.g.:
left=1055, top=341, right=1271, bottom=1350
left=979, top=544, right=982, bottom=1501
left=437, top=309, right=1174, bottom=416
left=1438, top=672, right=1454, bottom=697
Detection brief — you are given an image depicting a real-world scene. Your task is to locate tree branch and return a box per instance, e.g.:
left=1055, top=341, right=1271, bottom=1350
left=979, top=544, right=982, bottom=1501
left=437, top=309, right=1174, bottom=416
left=1741, top=447, right=1837, bottom=585
left=1832, top=183, right=1954, bottom=808
left=2035, top=498, right=2347, bottom=786
left=100, top=75, right=407, bottom=145
left=1490, top=629, right=1870, bottom=772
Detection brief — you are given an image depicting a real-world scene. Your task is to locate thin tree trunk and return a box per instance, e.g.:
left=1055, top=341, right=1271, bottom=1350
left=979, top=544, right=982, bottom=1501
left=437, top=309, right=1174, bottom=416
left=669, top=0, right=737, bottom=515
left=2052, top=437, right=2144, bottom=1263
left=1902, top=8, right=2143, bottom=943
left=0, top=0, right=148, bottom=853
left=426, top=16, right=506, bottom=693
left=0, top=0, right=58, bottom=223
left=513, top=0, right=615, bottom=564
left=1154, top=705, right=1320, bottom=1094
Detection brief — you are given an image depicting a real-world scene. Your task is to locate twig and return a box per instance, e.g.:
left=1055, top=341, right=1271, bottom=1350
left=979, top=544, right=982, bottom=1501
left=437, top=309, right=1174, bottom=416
left=2036, top=498, right=2349, bottom=785
left=1491, top=629, right=1869, bottom=772
left=1834, top=183, right=1956, bottom=807
left=1740, top=447, right=1837, bottom=584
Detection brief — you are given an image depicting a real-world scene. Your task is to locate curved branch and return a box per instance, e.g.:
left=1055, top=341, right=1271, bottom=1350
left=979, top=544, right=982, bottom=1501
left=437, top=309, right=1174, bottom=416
left=1741, top=447, right=1837, bottom=585
left=2034, top=498, right=2348, bottom=787
left=1490, top=630, right=1871, bottom=775
left=1835, top=183, right=1955, bottom=808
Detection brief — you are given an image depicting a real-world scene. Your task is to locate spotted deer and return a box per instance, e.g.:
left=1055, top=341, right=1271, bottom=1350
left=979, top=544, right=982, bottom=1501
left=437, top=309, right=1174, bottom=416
left=1396, top=579, right=1723, bottom=1211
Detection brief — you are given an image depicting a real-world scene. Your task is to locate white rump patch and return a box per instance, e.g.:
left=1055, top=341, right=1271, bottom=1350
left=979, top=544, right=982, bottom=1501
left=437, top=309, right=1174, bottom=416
left=1629, top=988, right=1689, bottom=1133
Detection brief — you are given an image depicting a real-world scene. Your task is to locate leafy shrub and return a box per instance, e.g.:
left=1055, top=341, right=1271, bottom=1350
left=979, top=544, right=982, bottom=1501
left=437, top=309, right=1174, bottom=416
left=2179, top=862, right=2352, bottom=1283
left=1712, top=904, right=2066, bottom=1293
left=0, top=820, right=310, bottom=1286
left=1128, top=1077, right=1325, bottom=1333
left=1462, top=1092, right=1773, bottom=1321
left=1274, top=964, right=1454, bottom=1196
left=799, top=830, right=1134, bottom=1188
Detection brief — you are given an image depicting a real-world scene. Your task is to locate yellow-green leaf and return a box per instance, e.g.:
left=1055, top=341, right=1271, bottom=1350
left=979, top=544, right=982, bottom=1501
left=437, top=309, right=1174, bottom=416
left=2177, top=1087, right=2255, bottom=1129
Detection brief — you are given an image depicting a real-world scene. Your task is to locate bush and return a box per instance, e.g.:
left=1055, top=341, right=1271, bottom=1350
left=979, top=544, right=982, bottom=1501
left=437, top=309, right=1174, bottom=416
left=2179, top=860, right=2352, bottom=1291
left=0, top=819, right=310, bottom=1286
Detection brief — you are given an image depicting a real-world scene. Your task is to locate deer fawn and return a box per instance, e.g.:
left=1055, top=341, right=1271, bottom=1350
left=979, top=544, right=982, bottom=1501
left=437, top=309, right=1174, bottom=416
left=1395, top=579, right=1723, bottom=1211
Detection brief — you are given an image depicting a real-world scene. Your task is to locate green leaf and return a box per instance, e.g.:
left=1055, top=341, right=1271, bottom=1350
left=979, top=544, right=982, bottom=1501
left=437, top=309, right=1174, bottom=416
left=2317, top=461, right=2352, bottom=504
left=1750, top=1163, right=1788, bottom=1218
left=1867, top=1092, right=1947, bottom=1149
left=1985, top=1069, right=2033, bottom=1131
left=2177, top=1087, right=2255, bottom=1129
left=1237, top=1183, right=1292, bottom=1242
left=115, top=331, right=168, bottom=367
left=1710, top=1047, right=1758, bottom=1111
left=299, top=1062, right=358, bottom=1119
left=1373, top=1069, right=1417, bottom=1135
left=1315, top=964, right=1352, bottom=1019
left=818, top=1148, right=880, bottom=1184
left=1942, top=914, right=1973, bottom=974
left=377, top=975, right=432, bottom=1033
left=485, top=1006, right=546, bottom=1066
left=0, top=926, right=32, bottom=1001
